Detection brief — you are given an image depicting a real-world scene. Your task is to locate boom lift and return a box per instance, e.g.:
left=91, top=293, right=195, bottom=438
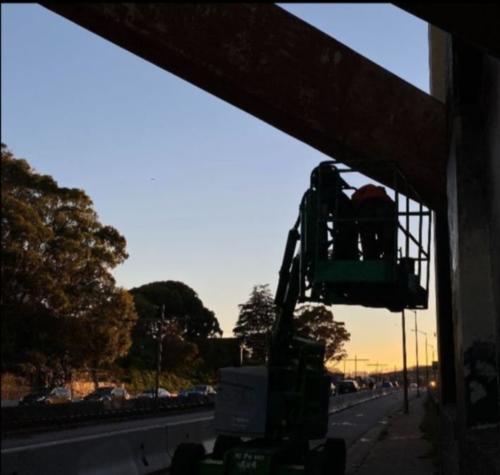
left=171, top=160, right=431, bottom=475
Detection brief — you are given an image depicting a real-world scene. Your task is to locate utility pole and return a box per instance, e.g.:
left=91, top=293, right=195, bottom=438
left=401, top=310, right=409, bottom=414
left=411, top=311, right=421, bottom=398
left=416, top=330, right=430, bottom=387
left=344, top=355, right=369, bottom=379
left=155, top=305, right=166, bottom=402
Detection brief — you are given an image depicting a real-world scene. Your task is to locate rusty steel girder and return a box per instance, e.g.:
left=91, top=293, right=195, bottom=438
left=41, top=3, right=447, bottom=209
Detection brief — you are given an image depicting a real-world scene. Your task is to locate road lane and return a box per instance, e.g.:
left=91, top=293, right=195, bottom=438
left=330, top=390, right=420, bottom=474
left=328, top=390, right=406, bottom=447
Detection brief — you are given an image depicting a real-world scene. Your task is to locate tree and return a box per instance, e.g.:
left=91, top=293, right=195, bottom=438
left=75, top=290, right=137, bottom=388
left=1, top=144, right=137, bottom=383
left=130, top=281, right=222, bottom=340
left=128, top=281, right=222, bottom=373
left=233, top=284, right=277, bottom=361
left=232, top=283, right=350, bottom=365
left=294, top=304, right=351, bottom=362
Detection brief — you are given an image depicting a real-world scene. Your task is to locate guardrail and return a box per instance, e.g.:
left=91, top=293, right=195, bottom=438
left=1, top=394, right=215, bottom=435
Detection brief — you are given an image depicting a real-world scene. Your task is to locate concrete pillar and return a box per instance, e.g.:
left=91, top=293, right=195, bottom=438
left=429, top=26, right=458, bottom=408
left=446, top=37, right=500, bottom=431
left=444, top=36, right=500, bottom=473
left=434, top=211, right=457, bottom=406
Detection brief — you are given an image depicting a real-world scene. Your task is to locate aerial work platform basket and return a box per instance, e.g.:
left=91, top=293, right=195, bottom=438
left=279, top=160, right=432, bottom=313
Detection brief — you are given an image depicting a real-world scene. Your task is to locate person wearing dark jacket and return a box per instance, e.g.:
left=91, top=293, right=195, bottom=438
left=311, top=162, right=358, bottom=260
left=352, top=184, right=397, bottom=260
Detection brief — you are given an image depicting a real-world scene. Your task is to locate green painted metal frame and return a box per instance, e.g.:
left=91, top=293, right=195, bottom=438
left=315, top=260, right=395, bottom=283
left=297, top=160, right=432, bottom=312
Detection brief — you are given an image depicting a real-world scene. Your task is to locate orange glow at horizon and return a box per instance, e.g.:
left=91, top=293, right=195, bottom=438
left=326, top=300, right=438, bottom=376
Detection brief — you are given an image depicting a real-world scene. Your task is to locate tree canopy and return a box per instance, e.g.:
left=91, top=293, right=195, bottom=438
left=1, top=144, right=137, bottom=384
left=233, top=284, right=350, bottom=364
left=130, top=280, right=221, bottom=340
left=294, top=304, right=351, bottom=362
left=233, top=284, right=276, bottom=338
left=233, top=284, right=277, bottom=362
left=127, top=281, right=222, bottom=372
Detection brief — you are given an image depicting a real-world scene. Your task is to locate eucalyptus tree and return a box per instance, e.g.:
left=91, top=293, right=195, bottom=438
left=1, top=144, right=137, bottom=383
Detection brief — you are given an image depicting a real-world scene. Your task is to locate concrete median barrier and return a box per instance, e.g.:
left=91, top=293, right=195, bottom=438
left=2, top=411, right=214, bottom=475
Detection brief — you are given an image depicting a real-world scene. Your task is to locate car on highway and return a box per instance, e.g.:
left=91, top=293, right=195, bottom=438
left=336, top=380, right=360, bottom=394
left=83, top=386, right=129, bottom=405
left=20, top=387, right=72, bottom=406
left=136, top=388, right=173, bottom=399
left=381, top=381, right=394, bottom=389
left=179, top=385, right=216, bottom=397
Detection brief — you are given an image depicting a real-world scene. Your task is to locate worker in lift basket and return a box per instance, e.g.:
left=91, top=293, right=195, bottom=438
left=352, top=184, right=397, bottom=260
left=311, top=162, right=358, bottom=261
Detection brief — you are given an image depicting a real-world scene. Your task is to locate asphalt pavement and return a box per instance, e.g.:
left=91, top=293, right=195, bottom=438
left=348, top=393, right=435, bottom=475
left=328, top=389, right=408, bottom=447
left=326, top=389, right=417, bottom=473
left=3, top=389, right=422, bottom=474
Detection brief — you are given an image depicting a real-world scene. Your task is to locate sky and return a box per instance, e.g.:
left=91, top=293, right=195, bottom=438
left=1, top=3, right=437, bottom=375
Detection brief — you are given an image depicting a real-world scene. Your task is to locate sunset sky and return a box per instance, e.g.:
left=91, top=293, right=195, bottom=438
left=1, top=3, right=438, bottom=375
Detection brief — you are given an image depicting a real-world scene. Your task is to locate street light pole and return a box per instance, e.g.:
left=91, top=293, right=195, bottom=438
left=413, top=311, right=421, bottom=398
left=428, top=343, right=436, bottom=381
left=424, top=332, right=429, bottom=387
left=416, top=330, right=430, bottom=387
left=401, top=310, right=409, bottom=414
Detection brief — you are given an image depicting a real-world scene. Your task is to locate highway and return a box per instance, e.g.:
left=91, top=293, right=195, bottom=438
left=2, top=389, right=411, bottom=474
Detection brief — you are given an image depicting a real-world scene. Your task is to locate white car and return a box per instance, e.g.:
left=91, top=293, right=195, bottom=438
left=137, top=388, right=172, bottom=399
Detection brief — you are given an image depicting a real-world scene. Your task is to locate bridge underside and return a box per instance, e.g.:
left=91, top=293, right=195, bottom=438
left=41, top=4, right=500, bottom=473
left=41, top=3, right=446, bottom=209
